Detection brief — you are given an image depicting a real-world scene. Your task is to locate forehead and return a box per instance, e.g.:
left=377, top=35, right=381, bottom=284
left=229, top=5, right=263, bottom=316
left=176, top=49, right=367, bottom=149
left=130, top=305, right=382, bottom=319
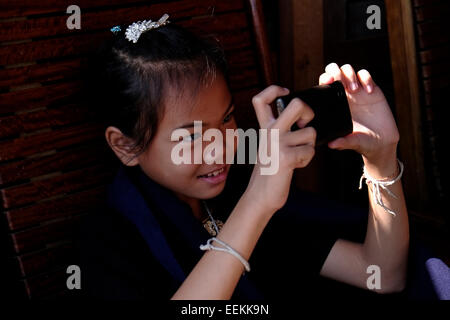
left=161, top=74, right=231, bottom=127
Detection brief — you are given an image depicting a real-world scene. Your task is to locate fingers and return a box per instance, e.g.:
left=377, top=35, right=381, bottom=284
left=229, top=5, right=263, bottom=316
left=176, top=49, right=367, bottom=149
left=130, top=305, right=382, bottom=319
left=326, top=63, right=359, bottom=92
left=290, top=145, right=315, bottom=169
left=357, top=69, right=377, bottom=94
left=323, top=63, right=377, bottom=94
left=274, top=98, right=315, bottom=131
left=284, top=127, right=316, bottom=147
left=340, top=64, right=359, bottom=92
left=252, top=85, right=289, bottom=128
left=325, top=63, right=343, bottom=82
left=319, top=73, right=334, bottom=85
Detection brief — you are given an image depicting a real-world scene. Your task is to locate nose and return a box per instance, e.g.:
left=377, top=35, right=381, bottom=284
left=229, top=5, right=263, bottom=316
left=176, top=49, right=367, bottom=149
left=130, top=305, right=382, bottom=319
left=222, top=125, right=238, bottom=164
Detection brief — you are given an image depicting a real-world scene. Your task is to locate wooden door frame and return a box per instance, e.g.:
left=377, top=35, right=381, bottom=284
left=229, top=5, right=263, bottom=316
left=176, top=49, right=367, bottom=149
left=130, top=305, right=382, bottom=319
left=278, top=0, right=325, bottom=194
left=385, top=0, right=429, bottom=211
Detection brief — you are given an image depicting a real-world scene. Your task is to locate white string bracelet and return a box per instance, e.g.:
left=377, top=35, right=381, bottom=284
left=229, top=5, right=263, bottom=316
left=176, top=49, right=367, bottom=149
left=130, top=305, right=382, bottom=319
left=359, top=158, right=404, bottom=217
left=200, top=237, right=251, bottom=273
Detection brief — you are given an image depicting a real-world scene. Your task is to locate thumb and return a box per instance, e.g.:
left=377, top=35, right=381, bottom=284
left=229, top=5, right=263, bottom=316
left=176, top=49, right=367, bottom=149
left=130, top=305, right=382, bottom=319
left=328, top=132, right=365, bottom=152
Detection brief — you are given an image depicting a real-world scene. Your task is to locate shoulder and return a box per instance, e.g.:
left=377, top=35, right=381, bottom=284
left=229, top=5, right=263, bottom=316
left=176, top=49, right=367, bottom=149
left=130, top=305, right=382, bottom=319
left=76, top=205, right=176, bottom=299
left=79, top=205, right=142, bottom=249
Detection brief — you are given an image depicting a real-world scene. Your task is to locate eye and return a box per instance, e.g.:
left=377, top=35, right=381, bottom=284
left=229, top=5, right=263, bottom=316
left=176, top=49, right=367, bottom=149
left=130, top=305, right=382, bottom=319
left=183, top=132, right=201, bottom=142
left=223, top=109, right=235, bottom=123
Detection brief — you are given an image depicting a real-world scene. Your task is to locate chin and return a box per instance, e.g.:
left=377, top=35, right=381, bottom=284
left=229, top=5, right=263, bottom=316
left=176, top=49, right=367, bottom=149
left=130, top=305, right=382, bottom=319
left=197, top=182, right=227, bottom=200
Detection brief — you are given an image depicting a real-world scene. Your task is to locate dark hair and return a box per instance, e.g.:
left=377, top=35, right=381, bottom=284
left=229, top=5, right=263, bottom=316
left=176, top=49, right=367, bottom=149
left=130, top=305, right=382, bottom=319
left=82, top=22, right=229, bottom=163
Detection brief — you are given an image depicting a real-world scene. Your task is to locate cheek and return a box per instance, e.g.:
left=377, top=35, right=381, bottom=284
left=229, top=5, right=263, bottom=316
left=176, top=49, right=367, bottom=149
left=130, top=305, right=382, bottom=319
left=171, top=163, right=200, bottom=179
left=143, top=142, right=200, bottom=181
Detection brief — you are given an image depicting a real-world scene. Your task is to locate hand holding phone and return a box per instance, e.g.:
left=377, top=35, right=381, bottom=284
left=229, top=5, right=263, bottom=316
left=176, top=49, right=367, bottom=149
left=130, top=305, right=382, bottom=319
left=275, top=81, right=353, bottom=147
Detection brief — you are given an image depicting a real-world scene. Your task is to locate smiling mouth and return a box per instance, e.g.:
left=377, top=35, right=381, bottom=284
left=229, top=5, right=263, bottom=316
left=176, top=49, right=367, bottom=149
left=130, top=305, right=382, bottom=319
left=197, top=166, right=226, bottom=178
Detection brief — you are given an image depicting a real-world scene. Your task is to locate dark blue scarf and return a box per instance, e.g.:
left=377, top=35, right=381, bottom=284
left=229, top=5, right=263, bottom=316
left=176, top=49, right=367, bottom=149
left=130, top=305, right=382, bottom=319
left=106, top=165, right=265, bottom=300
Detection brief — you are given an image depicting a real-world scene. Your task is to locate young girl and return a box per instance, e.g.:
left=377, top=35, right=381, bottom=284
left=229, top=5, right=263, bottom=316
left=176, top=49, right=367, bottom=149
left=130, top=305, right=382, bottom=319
left=78, top=14, right=409, bottom=300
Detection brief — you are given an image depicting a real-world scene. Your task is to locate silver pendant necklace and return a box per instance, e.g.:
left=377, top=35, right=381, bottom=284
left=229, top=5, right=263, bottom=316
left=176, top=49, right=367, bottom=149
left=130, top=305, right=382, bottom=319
left=201, top=200, right=224, bottom=236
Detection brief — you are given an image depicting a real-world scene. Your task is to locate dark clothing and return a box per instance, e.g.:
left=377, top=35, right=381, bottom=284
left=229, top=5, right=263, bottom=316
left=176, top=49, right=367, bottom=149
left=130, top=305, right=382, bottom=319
left=77, top=164, right=369, bottom=300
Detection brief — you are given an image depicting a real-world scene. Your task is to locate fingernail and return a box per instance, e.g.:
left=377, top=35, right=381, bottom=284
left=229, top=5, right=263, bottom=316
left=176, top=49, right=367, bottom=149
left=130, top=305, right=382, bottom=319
left=367, top=84, right=373, bottom=93
left=351, top=82, right=358, bottom=91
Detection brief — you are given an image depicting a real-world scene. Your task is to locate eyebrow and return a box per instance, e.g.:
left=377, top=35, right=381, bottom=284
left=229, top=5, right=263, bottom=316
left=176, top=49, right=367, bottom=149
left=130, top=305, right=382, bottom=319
left=176, top=97, right=235, bottom=129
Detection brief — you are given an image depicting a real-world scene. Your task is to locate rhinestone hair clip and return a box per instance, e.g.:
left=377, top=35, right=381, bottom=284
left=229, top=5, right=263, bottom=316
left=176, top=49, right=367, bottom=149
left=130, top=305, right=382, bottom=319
left=117, top=13, right=170, bottom=43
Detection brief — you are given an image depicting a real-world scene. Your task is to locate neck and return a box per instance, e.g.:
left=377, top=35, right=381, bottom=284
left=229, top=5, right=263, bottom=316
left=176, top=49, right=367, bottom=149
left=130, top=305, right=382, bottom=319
left=175, top=193, right=207, bottom=222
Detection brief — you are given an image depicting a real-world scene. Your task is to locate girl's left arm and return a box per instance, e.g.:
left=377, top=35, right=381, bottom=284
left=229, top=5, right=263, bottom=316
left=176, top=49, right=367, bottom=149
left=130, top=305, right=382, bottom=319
left=316, top=63, right=409, bottom=293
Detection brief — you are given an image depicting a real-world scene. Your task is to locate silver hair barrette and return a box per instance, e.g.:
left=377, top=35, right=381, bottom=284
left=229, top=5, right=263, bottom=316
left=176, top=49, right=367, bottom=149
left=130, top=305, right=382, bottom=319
left=124, top=13, right=170, bottom=43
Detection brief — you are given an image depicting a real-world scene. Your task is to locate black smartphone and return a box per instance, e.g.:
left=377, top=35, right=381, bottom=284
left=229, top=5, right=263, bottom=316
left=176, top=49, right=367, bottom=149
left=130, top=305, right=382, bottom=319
left=275, top=81, right=353, bottom=147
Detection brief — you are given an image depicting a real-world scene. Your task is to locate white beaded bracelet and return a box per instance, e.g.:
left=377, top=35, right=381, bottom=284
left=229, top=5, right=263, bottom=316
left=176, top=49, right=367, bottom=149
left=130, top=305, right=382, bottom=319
left=359, top=158, right=404, bottom=217
left=200, top=237, right=251, bottom=273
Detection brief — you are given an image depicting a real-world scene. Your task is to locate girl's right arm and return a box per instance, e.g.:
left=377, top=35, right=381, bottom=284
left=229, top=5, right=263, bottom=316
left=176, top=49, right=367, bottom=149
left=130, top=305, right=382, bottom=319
left=171, top=85, right=316, bottom=300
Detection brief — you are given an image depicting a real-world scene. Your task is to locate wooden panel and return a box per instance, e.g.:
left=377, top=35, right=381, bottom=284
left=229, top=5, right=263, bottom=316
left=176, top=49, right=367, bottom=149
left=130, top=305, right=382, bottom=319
left=0, top=0, right=245, bottom=42
left=278, top=0, right=294, bottom=88
left=11, top=214, right=83, bottom=254
left=247, top=0, right=275, bottom=86
left=23, top=267, right=72, bottom=299
left=418, top=33, right=449, bottom=50
left=416, top=20, right=446, bottom=36
left=385, top=0, right=428, bottom=210
left=413, top=0, right=450, bottom=209
left=421, top=61, right=450, bottom=79
left=0, top=0, right=149, bottom=18
left=16, top=242, right=75, bottom=277
left=0, top=82, right=81, bottom=115
left=279, top=0, right=325, bottom=195
left=419, top=46, right=450, bottom=64
left=416, top=21, right=449, bottom=48
left=0, top=143, right=110, bottom=186
left=0, top=12, right=249, bottom=66
left=0, top=103, right=90, bottom=138
left=0, top=29, right=252, bottom=68
left=233, top=87, right=260, bottom=110
left=0, top=0, right=244, bottom=19
left=229, top=67, right=260, bottom=90
left=5, top=185, right=107, bottom=231
left=423, top=74, right=450, bottom=93
left=413, top=0, right=444, bottom=6
left=0, top=123, right=103, bottom=161
left=0, top=32, right=106, bottom=66
left=414, top=2, right=450, bottom=22
left=1, top=164, right=114, bottom=209
left=293, top=0, right=324, bottom=90
left=224, top=48, right=258, bottom=70
left=233, top=86, right=261, bottom=129
left=0, top=59, right=82, bottom=89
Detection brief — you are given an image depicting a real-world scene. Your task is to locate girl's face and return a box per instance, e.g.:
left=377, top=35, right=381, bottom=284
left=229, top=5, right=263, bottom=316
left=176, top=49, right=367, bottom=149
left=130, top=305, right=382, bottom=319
left=136, top=73, right=238, bottom=201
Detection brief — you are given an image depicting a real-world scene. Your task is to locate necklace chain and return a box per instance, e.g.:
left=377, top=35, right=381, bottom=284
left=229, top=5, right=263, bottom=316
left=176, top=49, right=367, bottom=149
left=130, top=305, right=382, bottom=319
left=201, top=200, right=221, bottom=236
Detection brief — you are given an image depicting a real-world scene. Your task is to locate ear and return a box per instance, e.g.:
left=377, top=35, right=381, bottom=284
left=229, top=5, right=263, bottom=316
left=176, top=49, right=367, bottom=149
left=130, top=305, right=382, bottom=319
left=104, top=126, right=140, bottom=166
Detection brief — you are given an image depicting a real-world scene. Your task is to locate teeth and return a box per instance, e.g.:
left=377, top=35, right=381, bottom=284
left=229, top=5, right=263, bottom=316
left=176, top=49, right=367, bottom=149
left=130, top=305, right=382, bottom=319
left=203, top=167, right=224, bottom=178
